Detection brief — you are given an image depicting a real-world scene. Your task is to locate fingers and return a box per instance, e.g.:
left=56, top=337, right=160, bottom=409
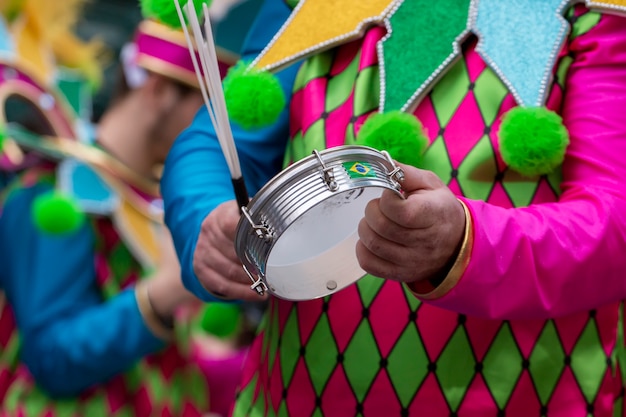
left=363, top=197, right=431, bottom=245
left=357, top=166, right=467, bottom=283
left=193, top=244, right=266, bottom=301
left=199, top=201, right=244, bottom=268
left=194, top=263, right=267, bottom=302
left=377, top=164, right=446, bottom=229
left=358, top=216, right=433, bottom=261
left=192, top=200, right=268, bottom=302
left=355, top=240, right=418, bottom=282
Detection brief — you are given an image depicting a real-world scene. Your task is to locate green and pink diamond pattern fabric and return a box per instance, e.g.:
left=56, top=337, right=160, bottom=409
left=233, top=8, right=625, bottom=417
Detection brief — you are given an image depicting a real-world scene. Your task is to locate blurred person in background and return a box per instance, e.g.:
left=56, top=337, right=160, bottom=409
left=0, top=1, right=251, bottom=414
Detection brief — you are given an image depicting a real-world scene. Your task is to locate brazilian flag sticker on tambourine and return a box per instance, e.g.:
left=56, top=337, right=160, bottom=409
left=343, top=162, right=377, bottom=179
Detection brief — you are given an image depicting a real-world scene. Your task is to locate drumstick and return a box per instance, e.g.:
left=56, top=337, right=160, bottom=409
left=173, top=0, right=249, bottom=210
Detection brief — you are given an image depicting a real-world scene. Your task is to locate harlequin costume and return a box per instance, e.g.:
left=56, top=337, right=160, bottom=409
left=162, top=0, right=626, bottom=415
left=0, top=19, right=215, bottom=416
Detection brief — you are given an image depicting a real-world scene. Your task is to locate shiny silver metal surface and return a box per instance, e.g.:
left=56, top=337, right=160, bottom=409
left=235, top=145, right=403, bottom=301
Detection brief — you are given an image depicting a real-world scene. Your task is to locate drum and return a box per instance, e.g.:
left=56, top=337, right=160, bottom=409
left=235, top=145, right=405, bottom=301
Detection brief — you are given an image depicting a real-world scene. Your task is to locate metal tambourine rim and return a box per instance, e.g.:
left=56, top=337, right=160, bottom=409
left=236, top=145, right=404, bottom=299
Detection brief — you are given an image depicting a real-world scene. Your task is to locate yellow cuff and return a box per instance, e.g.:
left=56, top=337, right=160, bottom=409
left=135, top=281, right=175, bottom=341
left=406, top=199, right=474, bottom=300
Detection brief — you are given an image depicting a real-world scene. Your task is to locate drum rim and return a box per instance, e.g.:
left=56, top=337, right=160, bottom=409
left=235, top=145, right=401, bottom=300
left=245, top=145, right=393, bottom=214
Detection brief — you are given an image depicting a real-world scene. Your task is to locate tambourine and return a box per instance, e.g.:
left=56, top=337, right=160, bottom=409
left=235, top=145, right=405, bottom=301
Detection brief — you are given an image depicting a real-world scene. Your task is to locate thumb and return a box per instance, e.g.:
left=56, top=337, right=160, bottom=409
left=395, top=162, right=442, bottom=195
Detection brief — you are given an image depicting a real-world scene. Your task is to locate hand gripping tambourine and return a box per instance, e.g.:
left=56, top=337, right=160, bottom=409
left=235, top=145, right=405, bottom=301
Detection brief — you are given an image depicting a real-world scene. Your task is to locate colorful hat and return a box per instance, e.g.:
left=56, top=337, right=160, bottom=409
left=132, top=19, right=206, bottom=88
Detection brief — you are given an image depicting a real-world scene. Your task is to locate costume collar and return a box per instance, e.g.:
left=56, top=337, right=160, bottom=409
left=252, top=0, right=626, bottom=110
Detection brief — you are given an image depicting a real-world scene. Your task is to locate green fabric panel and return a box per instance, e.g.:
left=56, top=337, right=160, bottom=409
left=502, top=170, right=542, bottom=208
left=401, top=284, right=422, bottom=311
left=421, top=137, right=452, bottom=185
left=187, top=370, right=210, bottom=409
left=2, top=331, right=20, bottom=369
left=570, top=10, right=601, bottom=39
left=342, top=321, right=381, bottom=402
left=22, top=386, right=51, bottom=416
left=233, top=375, right=257, bottom=417
left=614, top=395, right=623, bottom=417
left=382, top=0, right=470, bottom=112
left=168, top=372, right=184, bottom=412
left=387, top=325, right=428, bottom=407
left=81, top=394, right=109, bottom=417
left=124, top=363, right=143, bottom=392
left=546, top=166, right=564, bottom=197
left=301, top=119, right=327, bottom=155
left=100, top=277, right=121, bottom=301
left=4, top=378, right=26, bottom=411
left=251, top=388, right=267, bottom=417
left=430, top=58, right=471, bottom=126
left=54, top=398, right=83, bottom=417
left=146, top=369, right=168, bottom=403
left=278, top=401, right=290, bottom=417
left=616, top=305, right=626, bottom=397
left=283, top=131, right=302, bottom=169
left=528, top=321, right=566, bottom=405
left=266, top=402, right=278, bottom=417
left=555, top=55, right=573, bottom=92
left=435, top=327, right=475, bottom=411
left=473, top=68, right=509, bottom=127
left=279, top=309, right=302, bottom=386
left=325, top=50, right=361, bottom=112
left=303, top=315, right=338, bottom=395
left=353, top=66, right=380, bottom=117
left=267, top=305, right=281, bottom=373
left=570, top=319, right=608, bottom=403
left=293, top=52, right=334, bottom=92
left=457, top=135, right=497, bottom=201
left=356, top=275, right=385, bottom=308
left=482, top=323, right=524, bottom=409
left=344, top=122, right=357, bottom=146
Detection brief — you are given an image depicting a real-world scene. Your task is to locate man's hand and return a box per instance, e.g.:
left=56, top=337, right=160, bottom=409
left=193, top=200, right=267, bottom=301
left=356, top=163, right=466, bottom=284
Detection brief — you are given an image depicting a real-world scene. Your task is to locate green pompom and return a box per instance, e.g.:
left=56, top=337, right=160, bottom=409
left=140, top=0, right=211, bottom=29
left=32, top=192, right=85, bottom=235
left=357, top=111, right=429, bottom=168
left=200, top=303, right=243, bottom=339
left=498, top=107, right=569, bottom=177
left=223, top=62, right=286, bottom=130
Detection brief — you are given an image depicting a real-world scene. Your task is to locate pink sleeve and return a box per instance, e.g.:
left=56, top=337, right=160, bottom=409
left=423, top=12, right=626, bottom=320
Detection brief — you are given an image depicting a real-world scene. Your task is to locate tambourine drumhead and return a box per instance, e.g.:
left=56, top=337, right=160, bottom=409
left=235, top=145, right=403, bottom=301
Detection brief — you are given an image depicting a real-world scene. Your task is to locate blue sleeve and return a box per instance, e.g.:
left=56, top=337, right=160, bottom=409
left=0, top=182, right=165, bottom=398
left=161, top=0, right=300, bottom=301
